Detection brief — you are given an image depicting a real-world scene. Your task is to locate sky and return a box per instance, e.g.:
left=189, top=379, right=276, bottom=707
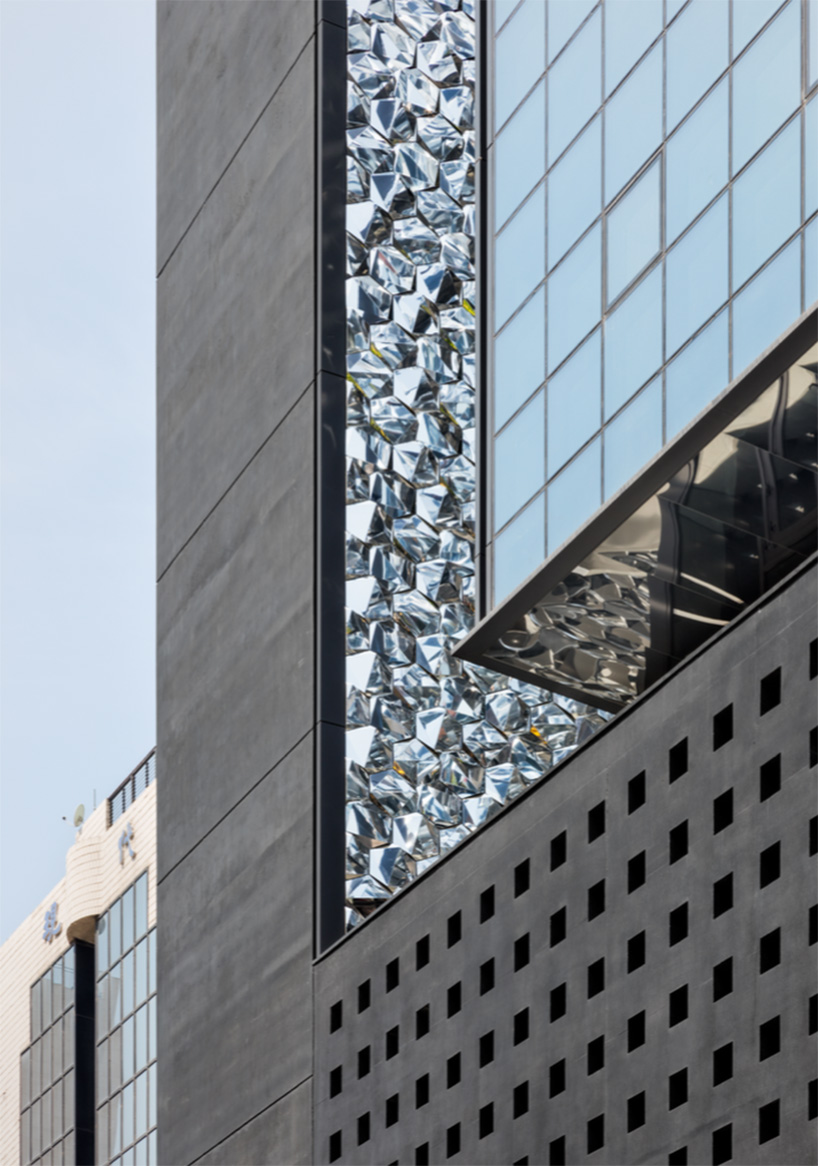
left=1, top=0, right=156, bottom=942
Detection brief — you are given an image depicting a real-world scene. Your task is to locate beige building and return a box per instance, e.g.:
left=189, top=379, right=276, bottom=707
left=0, top=753, right=157, bottom=1166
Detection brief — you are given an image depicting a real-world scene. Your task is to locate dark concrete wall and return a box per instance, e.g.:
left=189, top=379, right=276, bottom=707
left=314, top=559, right=818, bottom=1166
left=156, top=4, right=329, bottom=1162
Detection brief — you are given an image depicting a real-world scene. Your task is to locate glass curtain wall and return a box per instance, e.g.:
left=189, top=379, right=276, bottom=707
left=491, top=0, right=818, bottom=603
left=19, top=950, right=77, bottom=1165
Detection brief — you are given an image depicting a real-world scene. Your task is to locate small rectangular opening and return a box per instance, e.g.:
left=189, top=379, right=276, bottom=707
left=587, top=1035, right=604, bottom=1074
left=415, top=1144, right=429, bottom=1166
left=358, top=1046, right=370, bottom=1079
left=809, top=993, right=817, bottom=1035
left=627, top=1011, right=645, bottom=1051
left=358, top=980, right=371, bottom=1012
left=386, top=958, right=399, bottom=992
left=479, top=1030, right=494, bottom=1067
left=329, top=1131, right=342, bottom=1162
left=669, top=738, right=688, bottom=782
left=810, top=637, right=817, bottom=680
left=329, top=1066, right=342, bottom=1098
left=514, top=933, right=530, bottom=971
left=810, top=816, right=818, bottom=856
left=588, top=801, right=606, bottom=842
left=588, top=879, right=605, bottom=920
left=587, top=1114, right=604, bottom=1154
left=385, top=1025, right=399, bottom=1060
left=514, top=1007, right=529, bottom=1045
left=758, top=1099, right=779, bottom=1144
left=759, top=1015, right=780, bottom=1060
left=550, top=906, right=567, bottom=946
left=551, top=830, right=567, bottom=869
left=416, top=935, right=430, bottom=970
left=628, top=851, right=646, bottom=893
left=447, top=911, right=462, bottom=948
left=669, top=984, right=688, bottom=1026
left=713, top=873, right=733, bottom=917
left=668, top=1149, right=687, bottom=1165
left=446, top=1124, right=460, bottom=1159
left=628, top=770, right=646, bottom=812
left=549, top=1059, right=566, bottom=1097
left=447, top=981, right=461, bottom=1017
left=513, top=1081, right=529, bottom=1117
left=759, top=841, right=780, bottom=888
left=713, top=957, right=733, bottom=1000
left=479, top=1103, right=493, bottom=1139
left=627, top=1092, right=645, bottom=1132
left=712, top=1124, right=732, bottom=1165
left=480, top=958, right=495, bottom=995
left=713, top=788, right=733, bottom=833
left=385, top=1094, right=399, bottom=1129
left=551, top=982, right=567, bottom=1021
left=329, top=1001, right=342, bottom=1033
left=760, top=754, right=781, bottom=800
left=447, top=1052, right=461, bottom=1088
left=669, top=903, right=688, bottom=945
left=550, top=1136, right=566, bottom=1165
left=416, top=1073, right=430, bottom=1109
left=668, top=1068, right=687, bottom=1110
left=713, top=704, right=733, bottom=750
left=515, top=859, right=530, bottom=897
left=357, top=1113, right=370, bottom=1146
left=760, top=667, right=781, bottom=714
left=587, top=957, right=605, bottom=998
left=669, top=821, right=689, bottom=864
left=760, top=927, right=781, bottom=972
left=480, top=886, right=495, bottom=923
left=416, top=1004, right=430, bottom=1039
left=627, top=931, right=645, bottom=972
left=713, top=1042, right=733, bottom=1085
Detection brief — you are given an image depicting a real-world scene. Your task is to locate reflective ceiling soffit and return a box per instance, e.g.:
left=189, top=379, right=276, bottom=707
left=343, top=0, right=609, bottom=929
left=457, top=314, right=818, bottom=714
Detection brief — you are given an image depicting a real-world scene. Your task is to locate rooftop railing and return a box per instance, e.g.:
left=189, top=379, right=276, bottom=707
left=108, top=748, right=156, bottom=826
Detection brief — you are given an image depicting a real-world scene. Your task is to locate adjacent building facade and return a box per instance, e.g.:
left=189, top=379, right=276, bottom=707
left=156, top=1, right=817, bottom=1164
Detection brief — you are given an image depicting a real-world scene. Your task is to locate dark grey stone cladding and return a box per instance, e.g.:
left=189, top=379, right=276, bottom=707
left=314, top=559, right=818, bottom=1166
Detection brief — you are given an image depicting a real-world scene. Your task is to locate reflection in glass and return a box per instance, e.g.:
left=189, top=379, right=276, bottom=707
left=547, top=7, right=601, bottom=166
left=135, top=874, right=148, bottom=940
left=148, top=1063, right=157, bottom=1130
left=42, top=1029, right=52, bottom=1091
left=135, top=1136, right=149, bottom=1166
left=123, top=1080, right=135, bottom=1149
left=148, top=997, right=157, bottom=1063
left=110, top=1026, right=122, bottom=1096
left=110, top=898, right=122, bottom=965
left=21, top=1108, right=30, bottom=1166
left=135, top=1004, right=148, bottom=1073
left=732, top=0, right=800, bottom=174
left=136, top=1070, right=149, bottom=1139
left=97, top=974, right=109, bottom=1038
left=53, top=1078, right=63, bottom=1141
left=110, top=963, right=122, bottom=1029
left=666, top=0, right=728, bottom=131
left=123, top=886, right=135, bottom=952
left=547, top=222, right=601, bottom=372
left=42, top=1086, right=52, bottom=1151
left=494, top=494, right=545, bottom=603
left=494, top=287, right=545, bottom=431
left=604, top=265, right=662, bottom=420
left=666, top=195, right=728, bottom=356
left=666, top=79, right=728, bottom=244
left=548, top=0, right=595, bottom=63
left=122, top=949, right=135, bottom=1018
left=732, top=119, right=800, bottom=290
left=110, top=1090, right=122, bottom=1157
left=548, top=115, right=601, bottom=270
left=547, top=437, right=601, bottom=553
left=495, top=0, right=545, bottom=129
left=123, top=1014, right=135, bottom=1083
left=52, top=1018, right=62, bottom=1082
left=604, top=42, right=662, bottom=201
left=135, top=938, right=148, bottom=1006
left=98, top=1037, right=109, bottom=1103
left=732, top=237, right=801, bottom=378
left=604, top=0, right=661, bottom=97
left=98, top=1103, right=109, bottom=1165
left=604, top=377, right=662, bottom=499
left=547, top=329, right=601, bottom=477
left=494, top=390, right=545, bottom=530
left=495, top=185, right=545, bottom=328
left=97, top=913, right=109, bottom=976
left=495, top=81, right=545, bottom=230
left=806, top=98, right=817, bottom=220
left=606, top=160, right=660, bottom=304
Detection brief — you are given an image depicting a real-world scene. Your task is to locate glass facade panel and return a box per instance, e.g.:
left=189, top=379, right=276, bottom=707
left=732, top=119, right=800, bottom=289
left=733, top=0, right=783, bottom=55
left=495, top=0, right=545, bottom=129
left=603, top=377, right=662, bottom=499
left=547, top=437, right=601, bottom=554
left=604, top=265, right=662, bottom=419
left=548, top=0, right=595, bottom=63
left=494, top=389, right=545, bottom=530
left=135, top=873, right=148, bottom=939
left=135, top=938, right=148, bottom=1006
left=666, top=195, right=728, bottom=357
left=806, top=219, right=817, bottom=308
left=732, top=0, right=800, bottom=172
left=547, top=329, right=601, bottom=477
left=606, top=159, right=660, bottom=303
left=547, top=7, right=601, bottom=165
left=495, top=186, right=545, bottom=328
left=666, top=0, right=728, bottom=132
left=604, top=0, right=662, bottom=97
left=110, top=898, right=122, bottom=965
left=63, top=948, right=74, bottom=1009
left=97, top=913, right=109, bottom=976
left=135, top=1072, right=148, bottom=1141
left=806, top=97, right=818, bottom=219
left=494, top=287, right=544, bottom=431
left=122, top=886, right=135, bottom=952
left=135, top=1006, right=148, bottom=1074
left=547, top=222, right=601, bottom=372
left=493, top=494, right=545, bottom=602
left=122, top=1015, right=135, bottom=1084
left=495, top=81, right=545, bottom=230
left=547, top=114, right=601, bottom=269
left=665, top=79, right=728, bottom=243
left=604, top=42, right=662, bottom=201
left=732, top=236, right=801, bottom=377
left=810, top=0, right=818, bottom=88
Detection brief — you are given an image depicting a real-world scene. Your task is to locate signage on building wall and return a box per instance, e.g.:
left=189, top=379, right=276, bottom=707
left=118, top=821, right=136, bottom=865
left=42, top=901, right=61, bottom=943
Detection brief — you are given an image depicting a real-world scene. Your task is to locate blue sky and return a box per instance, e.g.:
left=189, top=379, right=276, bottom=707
left=1, top=0, right=156, bottom=942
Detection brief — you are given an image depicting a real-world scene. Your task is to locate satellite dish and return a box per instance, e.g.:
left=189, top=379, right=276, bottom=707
left=73, top=804, right=85, bottom=828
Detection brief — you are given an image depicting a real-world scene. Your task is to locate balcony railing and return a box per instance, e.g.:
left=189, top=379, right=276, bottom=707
left=108, top=748, right=156, bottom=826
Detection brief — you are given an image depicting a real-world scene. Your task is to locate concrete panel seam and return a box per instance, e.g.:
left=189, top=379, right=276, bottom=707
left=157, top=31, right=317, bottom=280
left=188, top=1074, right=313, bottom=1165
left=158, top=378, right=314, bottom=584
left=158, top=725, right=313, bottom=886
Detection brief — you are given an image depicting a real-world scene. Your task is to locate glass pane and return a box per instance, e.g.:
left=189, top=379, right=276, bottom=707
left=110, top=1026, right=122, bottom=1095
left=495, top=0, right=520, bottom=31
left=495, top=0, right=545, bottom=130
left=98, top=1103, right=109, bottom=1165
left=22, top=1047, right=31, bottom=1110
left=604, top=265, right=662, bottom=419
left=547, top=222, right=602, bottom=372
left=667, top=0, right=686, bottom=17
left=42, top=972, right=52, bottom=1031
left=733, top=119, right=800, bottom=290
left=148, top=1063, right=157, bottom=1130
left=122, top=1014, right=135, bottom=1084
left=493, top=494, right=545, bottom=604
left=666, top=79, right=728, bottom=244
left=148, top=997, right=157, bottom=1064
left=732, top=236, right=801, bottom=377
left=666, top=0, right=728, bottom=132
left=122, top=950, right=135, bottom=1019
left=31, top=1097, right=41, bottom=1160
left=135, top=1071, right=148, bottom=1140
left=97, top=974, right=110, bottom=1039
left=110, top=963, right=122, bottom=1029
left=110, top=1090, right=122, bottom=1157
left=148, top=931, right=156, bottom=998
left=63, top=948, right=74, bottom=1008
left=122, top=886, right=135, bottom=953
left=666, top=194, right=728, bottom=357
left=548, top=0, right=596, bottom=62
left=495, top=80, right=545, bottom=230
left=547, top=437, right=601, bottom=553
left=604, top=0, right=662, bottom=96
left=52, top=959, right=63, bottom=1019
left=135, top=1137, right=149, bottom=1166
left=135, top=939, right=148, bottom=1007
left=123, top=1080, right=135, bottom=1150
left=806, top=97, right=817, bottom=221
left=31, top=979, right=42, bottom=1040
left=494, top=286, right=545, bottom=431
left=494, top=389, right=545, bottom=530
left=811, top=0, right=818, bottom=88
left=604, top=377, right=662, bottom=499
left=495, top=185, right=545, bottom=328
left=109, top=898, right=122, bottom=965
left=733, top=0, right=783, bottom=55
left=62, top=1009, right=73, bottom=1075
left=548, top=114, right=601, bottom=269
left=606, top=159, right=660, bottom=304
left=42, top=1087, right=52, bottom=1151
left=732, top=0, right=800, bottom=173
left=42, top=1029, right=52, bottom=1091
left=604, top=41, right=662, bottom=202
left=135, top=1005, right=148, bottom=1074
left=31, top=1038, right=41, bottom=1100
left=63, top=1131, right=74, bottom=1165
left=98, top=1037, right=109, bottom=1103
left=135, top=874, right=148, bottom=940
left=52, top=1019, right=62, bottom=1083
left=63, top=1069, right=73, bottom=1134
left=52, top=1078, right=63, bottom=1141
left=547, top=7, right=601, bottom=166
left=806, top=220, right=817, bottom=309
left=21, top=1107, right=30, bottom=1166
left=547, top=328, right=601, bottom=476
left=149, top=1130, right=157, bottom=1164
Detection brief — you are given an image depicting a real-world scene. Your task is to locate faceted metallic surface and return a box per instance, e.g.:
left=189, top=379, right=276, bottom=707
left=344, top=0, right=605, bottom=928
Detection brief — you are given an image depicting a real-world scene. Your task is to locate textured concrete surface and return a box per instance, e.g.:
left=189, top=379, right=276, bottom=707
left=192, top=1080, right=313, bottom=1166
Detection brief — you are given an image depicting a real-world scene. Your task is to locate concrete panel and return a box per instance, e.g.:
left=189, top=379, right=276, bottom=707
left=157, top=397, right=314, bottom=878
left=157, top=735, right=314, bottom=1166
left=193, top=1079, right=313, bottom=1166
left=157, top=0, right=315, bottom=270
left=157, top=46, right=316, bottom=574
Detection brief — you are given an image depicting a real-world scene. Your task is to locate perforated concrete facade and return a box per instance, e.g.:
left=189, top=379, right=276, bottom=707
left=314, top=558, right=818, bottom=1166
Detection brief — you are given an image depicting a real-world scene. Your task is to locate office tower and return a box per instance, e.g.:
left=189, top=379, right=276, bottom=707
left=156, top=1, right=817, bottom=1163
left=0, top=754, right=158, bottom=1166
